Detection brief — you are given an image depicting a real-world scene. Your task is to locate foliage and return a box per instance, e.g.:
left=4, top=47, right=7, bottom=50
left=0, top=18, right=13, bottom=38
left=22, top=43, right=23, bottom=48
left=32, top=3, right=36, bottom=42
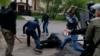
left=48, top=0, right=64, bottom=19
left=94, top=0, right=100, bottom=3
left=40, top=0, right=65, bottom=19
left=0, top=0, right=10, bottom=7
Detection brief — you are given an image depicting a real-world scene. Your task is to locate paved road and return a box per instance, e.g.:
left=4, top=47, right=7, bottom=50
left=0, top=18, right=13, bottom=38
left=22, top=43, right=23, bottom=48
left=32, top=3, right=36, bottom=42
left=0, top=16, right=82, bottom=56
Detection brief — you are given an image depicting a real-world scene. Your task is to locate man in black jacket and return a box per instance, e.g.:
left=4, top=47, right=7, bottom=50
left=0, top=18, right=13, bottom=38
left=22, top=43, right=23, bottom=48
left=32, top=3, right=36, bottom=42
left=42, top=12, right=50, bottom=36
left=23, top=18, right=41, bottom=52
left=40, top=33, right=62, bottom=49
left=0, top=2, right=17, bottom=56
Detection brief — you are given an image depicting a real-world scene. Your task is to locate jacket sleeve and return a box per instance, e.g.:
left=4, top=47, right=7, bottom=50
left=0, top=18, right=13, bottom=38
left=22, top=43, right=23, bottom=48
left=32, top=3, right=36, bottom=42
left=23, top=22, right=28, bottom=34
left=11, top=11, right=17, bottom=35
left=42, top=14, right=44, bottom=22
left=70, top=29, right=86, bottom=35
left=37, top=24, right=41, bottom=37
left=85, top=21, right=95, bottom=43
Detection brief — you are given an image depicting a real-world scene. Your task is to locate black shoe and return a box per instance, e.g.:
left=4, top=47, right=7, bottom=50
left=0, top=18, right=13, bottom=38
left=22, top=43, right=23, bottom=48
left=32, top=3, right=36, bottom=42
left=6, top=54, right=13, bottom=56
left=42, top=31, right=45, bottom=33
left=27, top=45, right=30, bottom=47
left=33, top=48, right=42, bottom=53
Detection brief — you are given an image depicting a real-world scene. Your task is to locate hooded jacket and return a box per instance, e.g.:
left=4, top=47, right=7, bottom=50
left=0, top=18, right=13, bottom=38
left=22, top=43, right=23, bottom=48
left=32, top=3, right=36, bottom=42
left=0, top=2, right=17, bottom=35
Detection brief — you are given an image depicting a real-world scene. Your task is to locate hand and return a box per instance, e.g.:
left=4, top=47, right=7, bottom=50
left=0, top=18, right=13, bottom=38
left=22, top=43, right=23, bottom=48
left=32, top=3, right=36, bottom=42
left=13, top=34, right=16, bottom=38
left=64, top=29, right=72, bottom=33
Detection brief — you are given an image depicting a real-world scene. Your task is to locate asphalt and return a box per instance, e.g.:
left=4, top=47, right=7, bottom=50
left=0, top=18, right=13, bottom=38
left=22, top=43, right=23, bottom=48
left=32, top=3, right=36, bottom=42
left=0, top=16, right=82, bottom=56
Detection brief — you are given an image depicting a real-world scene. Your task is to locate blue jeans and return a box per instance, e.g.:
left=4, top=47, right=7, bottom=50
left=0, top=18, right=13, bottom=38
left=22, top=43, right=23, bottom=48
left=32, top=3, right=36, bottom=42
left=26, top=30, right=40, bottom=49
left=43, top=22, right=49, bottom=34
left=60, top=35, right=84, bottom=52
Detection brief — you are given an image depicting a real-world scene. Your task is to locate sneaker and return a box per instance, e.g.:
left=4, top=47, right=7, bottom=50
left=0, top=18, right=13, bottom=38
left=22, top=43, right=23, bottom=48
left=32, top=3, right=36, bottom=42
left=46, top=33, right=49, bottom=36
left=33, top=48, right=42, bottom=53
left=6, top=54, right=13, bottom=56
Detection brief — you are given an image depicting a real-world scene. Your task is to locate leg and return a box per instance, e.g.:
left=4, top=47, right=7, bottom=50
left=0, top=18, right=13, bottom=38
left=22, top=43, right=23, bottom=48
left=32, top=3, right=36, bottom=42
left=27, top=34, right=31, bottom=47
left=40, top=40, right=56, bottom=48
left=40, top=40, right=49, bottom=49
left=31, top=31, right=40, bottom=49
left=60, top=36, right=71, bottom=49
left=2, top=29, right=15, bottom=56
left=71, top=35, right=84, bottom=52
left=26, top=31, right=31, bottom=47
left=45, top=22, right=49, bottom=35
left=42, top=22, right=45, bottom=33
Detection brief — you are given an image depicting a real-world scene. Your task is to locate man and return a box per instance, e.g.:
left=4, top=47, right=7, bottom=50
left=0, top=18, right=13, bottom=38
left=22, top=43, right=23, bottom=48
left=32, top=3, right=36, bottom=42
left=0, top=2, right=17, bottom=56
left=40, top=33, right=62, bottom=49
left=42, top=11, right=50, bottom=36
left=85, top=4, right=100, bottom=56
left=23, top=18, right=41, bottom=52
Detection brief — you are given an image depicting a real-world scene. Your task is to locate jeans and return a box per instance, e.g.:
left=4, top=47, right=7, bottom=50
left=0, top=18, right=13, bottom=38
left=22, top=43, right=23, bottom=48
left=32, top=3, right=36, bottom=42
left=60, top=35, right=84, bottom=52
left=43, top=22, right=49, bottom=34
left=26, top=30, right=40, bottom=49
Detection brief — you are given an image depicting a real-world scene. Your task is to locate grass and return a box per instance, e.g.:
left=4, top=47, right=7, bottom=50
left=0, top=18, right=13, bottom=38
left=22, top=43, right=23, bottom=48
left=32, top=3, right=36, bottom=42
left=32, top=15, right=65, bottom=20
left=17, top=15, right=24, bottom=20
left=17, top=14, right=66, bottom=21
left=54, top=15, right=65, bottom=20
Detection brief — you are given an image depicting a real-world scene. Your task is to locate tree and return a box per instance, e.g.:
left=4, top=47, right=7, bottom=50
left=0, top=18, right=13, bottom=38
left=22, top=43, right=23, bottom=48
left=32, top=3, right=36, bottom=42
left=48, top=0, right=65, bottom=19
left=41, top=0, right=53, bottom=12
left=0, top=0, right=10, bottom=7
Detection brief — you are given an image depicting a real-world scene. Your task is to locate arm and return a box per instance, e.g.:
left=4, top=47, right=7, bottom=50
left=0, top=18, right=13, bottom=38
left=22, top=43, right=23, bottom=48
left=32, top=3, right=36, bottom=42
left=65, top=28, right=86, bottom=35
left=85, top=21, right=95, bottom=43
left=23, top=22, right=28, bottom=34
left=37, top=24, right=41, bottom=37
left=42, top=14, right=44, bottom=22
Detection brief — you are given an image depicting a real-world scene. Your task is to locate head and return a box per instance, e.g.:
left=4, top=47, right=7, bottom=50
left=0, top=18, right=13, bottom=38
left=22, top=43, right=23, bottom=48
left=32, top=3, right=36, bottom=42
left=1, top=6, right=5, bottom=10
left=9, top=2, right=17, bottom=10
left=94, top=8, right=100, bottom=17
left=50, top=33, right=56, bottom=38
left=69, top=13, right=74, bottom=17
left=34, top=18, right=39, bottom=23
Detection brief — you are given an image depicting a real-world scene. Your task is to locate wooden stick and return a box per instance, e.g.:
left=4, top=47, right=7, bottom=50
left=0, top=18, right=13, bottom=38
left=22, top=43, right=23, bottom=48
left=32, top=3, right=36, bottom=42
left=15, top=36, right=22, bottom=43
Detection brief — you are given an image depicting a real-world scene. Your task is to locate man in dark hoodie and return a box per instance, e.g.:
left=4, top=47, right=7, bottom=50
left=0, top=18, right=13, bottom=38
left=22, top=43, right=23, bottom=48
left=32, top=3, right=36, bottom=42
left=23, top=18, right=41, bottom=52
left=0, top=2, right=17, bottom=56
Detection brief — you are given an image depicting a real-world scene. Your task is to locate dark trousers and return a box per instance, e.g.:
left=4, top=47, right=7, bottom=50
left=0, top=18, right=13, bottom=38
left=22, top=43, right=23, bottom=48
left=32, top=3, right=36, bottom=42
left=26, top=30, right=40, bottom=49
left=40, top=40, right=60, bottom=49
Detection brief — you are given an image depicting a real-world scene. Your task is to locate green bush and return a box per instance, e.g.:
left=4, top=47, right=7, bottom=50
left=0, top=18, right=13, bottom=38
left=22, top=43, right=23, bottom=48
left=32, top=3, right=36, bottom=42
left=54, top=15, right=65, bottom=20
left=31, top=12, right=43, bottom=16
left=17, top=15, right=24, bottom=20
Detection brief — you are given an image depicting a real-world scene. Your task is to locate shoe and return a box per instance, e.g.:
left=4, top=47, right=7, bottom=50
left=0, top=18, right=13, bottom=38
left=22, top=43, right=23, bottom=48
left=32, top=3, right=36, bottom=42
left=6, top=54, right=13, bottom=56
left=33, top=48, right=42, bottom=53
left=46, top=33, right=49, bottom=36
left=42, top=32, right=45, bottom=33
left=27, top=45, right=30, bottom=47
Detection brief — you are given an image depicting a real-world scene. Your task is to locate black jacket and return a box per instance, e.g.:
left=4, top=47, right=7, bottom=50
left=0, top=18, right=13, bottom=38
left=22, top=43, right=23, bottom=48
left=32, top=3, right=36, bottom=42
left=42, top=13, right=50, bottom=23
left=0, top=8, right=17, bottom=35
left=23, top=20, right=41, bottom=37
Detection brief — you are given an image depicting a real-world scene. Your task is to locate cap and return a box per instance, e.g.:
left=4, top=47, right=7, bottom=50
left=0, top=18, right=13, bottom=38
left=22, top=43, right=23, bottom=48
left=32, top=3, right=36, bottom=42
left=91, top=3, right=100, bottom=11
